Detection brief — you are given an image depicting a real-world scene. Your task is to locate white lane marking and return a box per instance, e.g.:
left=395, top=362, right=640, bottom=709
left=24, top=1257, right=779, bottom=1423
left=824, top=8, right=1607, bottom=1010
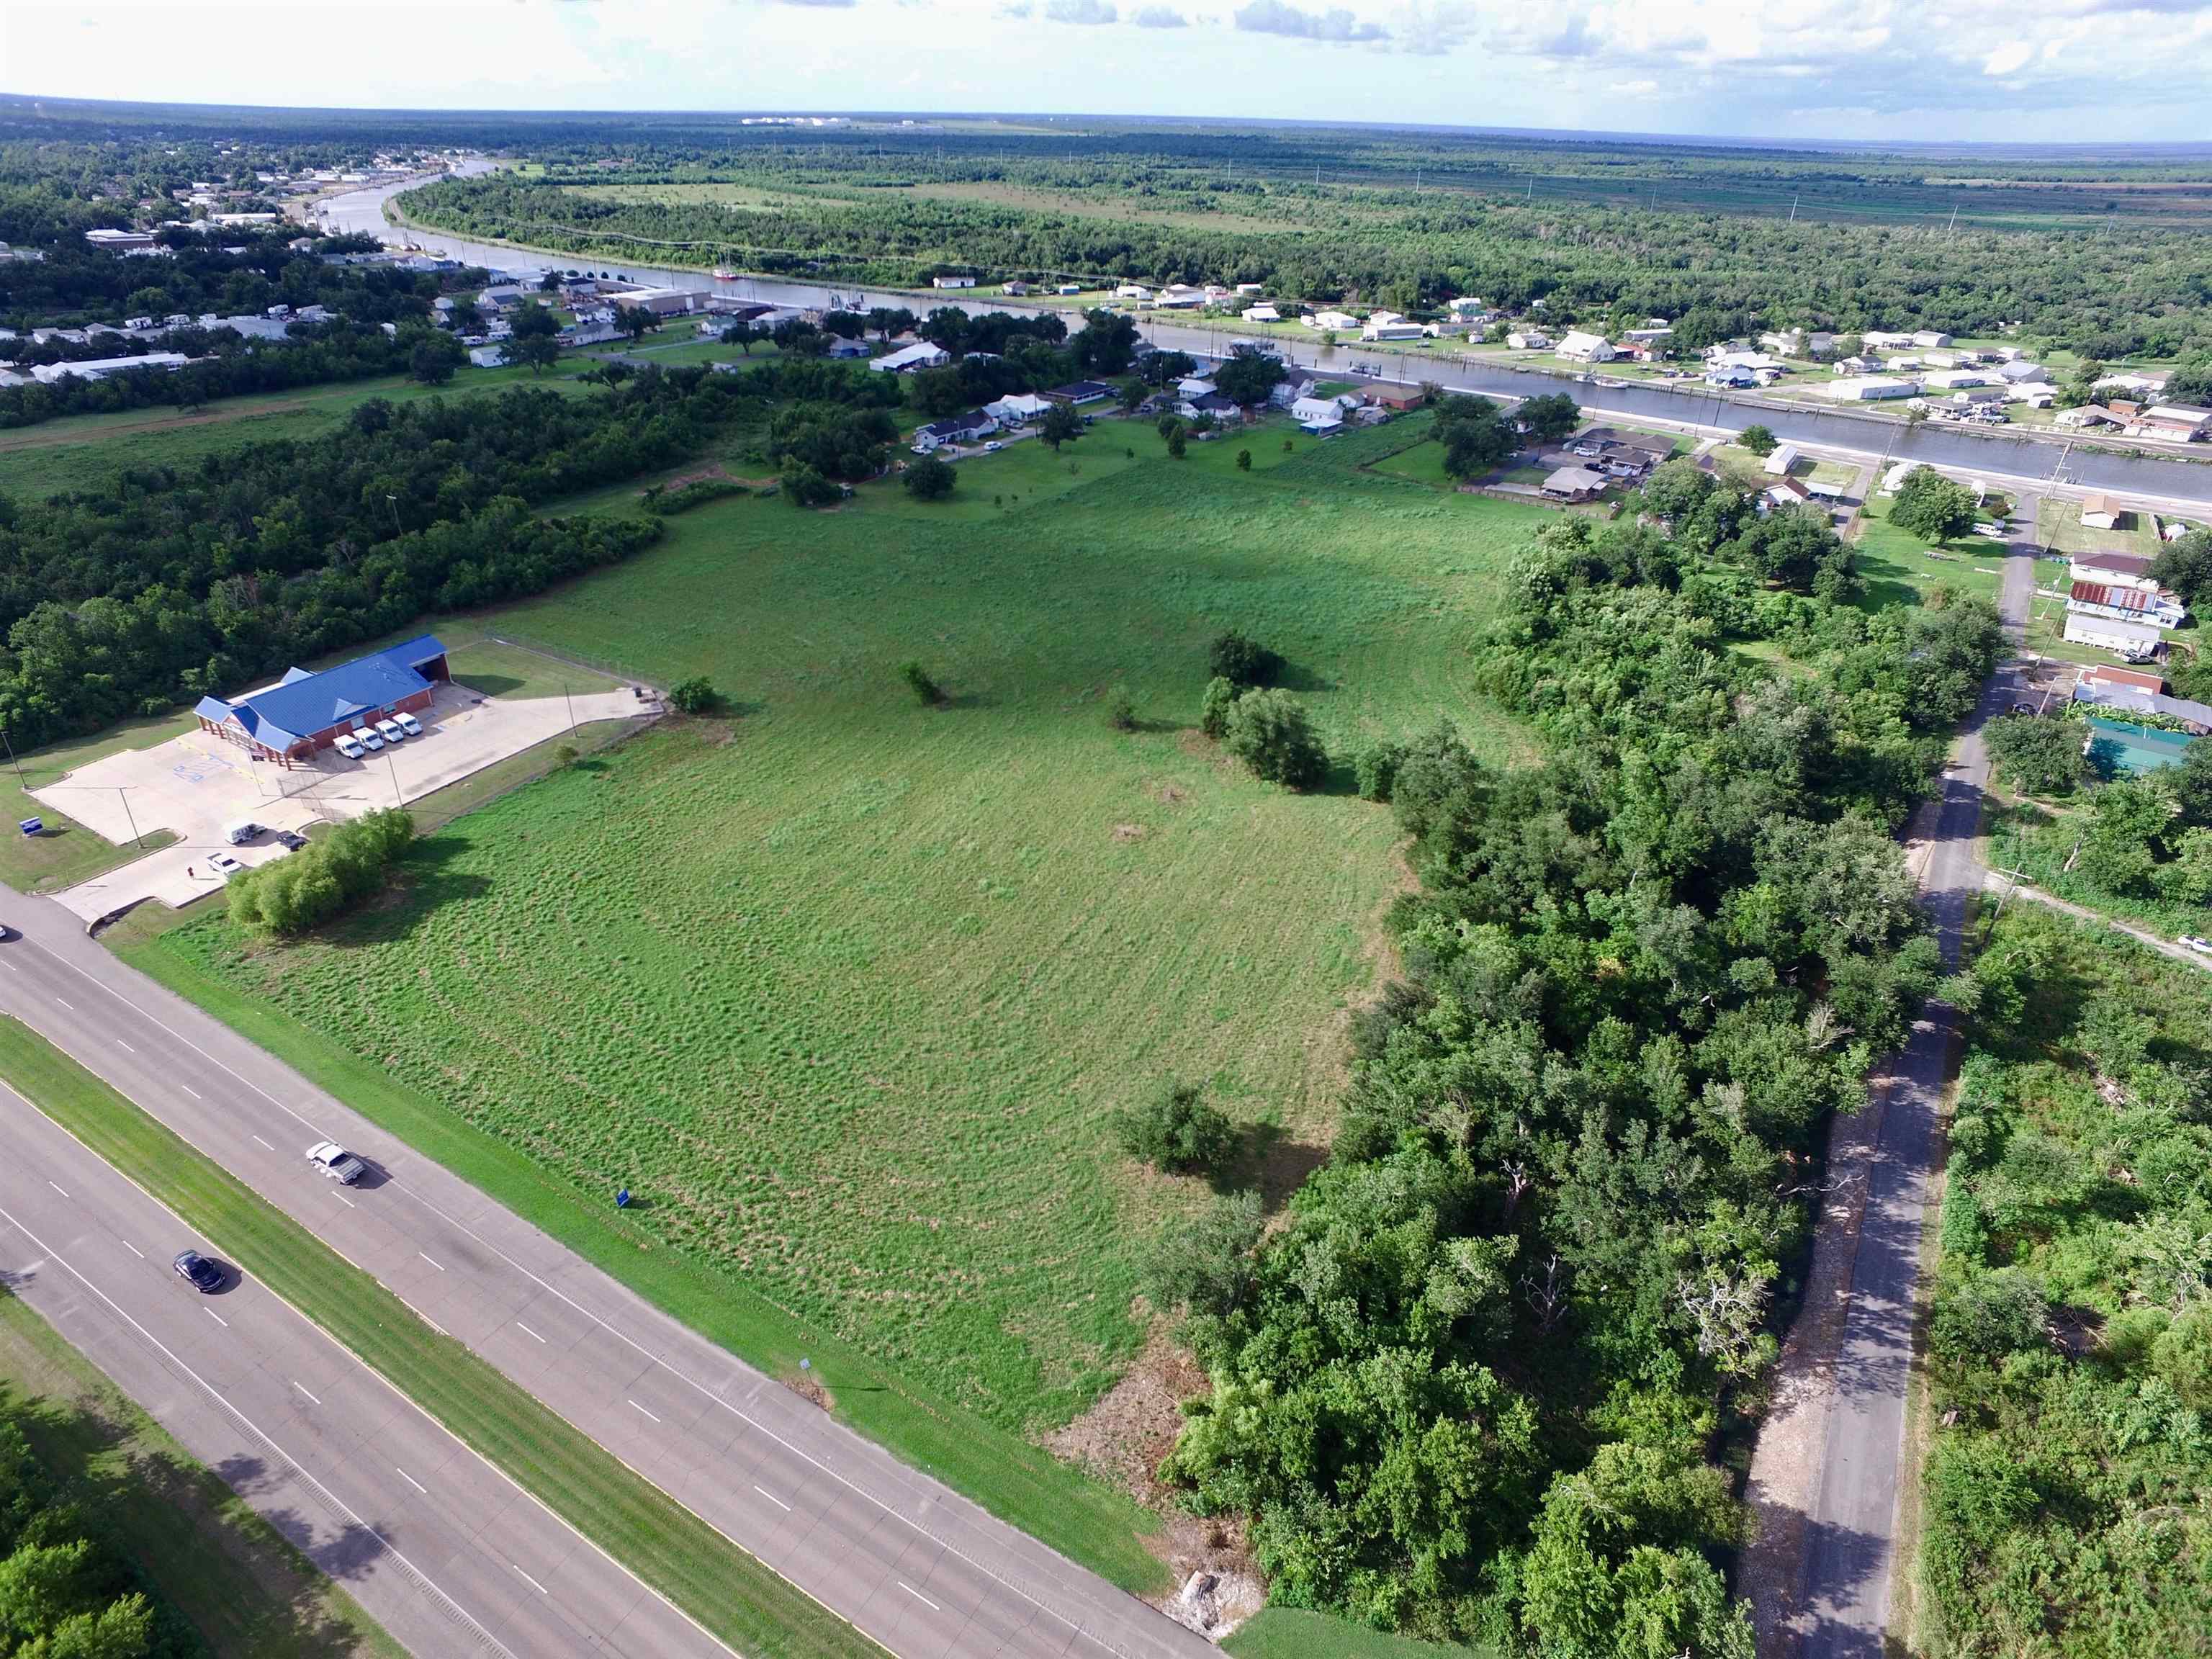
left=397, top=1467, right=428, bottom=1496
left=0, top=1194, right=515, bottom=1659
left=513, top=1565, right=549, bottom=1596
left=899, top=1583, right=940, bottom=1613
left=329, top=1191, right=355, bottom=1208
left=752, top=1485, right=791, bottom=1513
left=251, top=1134, right=274, bottom=1151
left=116, top=1039, right=133, bottom=1052
left=418, top=1251, right=444, bottom=1272
left=629, top=1399, right=660, bottom=1423
left=514, top=1321, right=546, bottom=1344
left=47, top=1181, right=68, bottom=1197
left=204, top=1307, right=228, bottom=1328
left=120, top=1240, right=144, bottom=1259
left=293, top=1380, right=322, bottom=1406
left=54, top=997, right=71, bottom=1010
left=0, top=960, right=14, bottom=973
left=180, top=1085, right=199, bottom=1100
left=19, top=938, right=1102, bottom=1650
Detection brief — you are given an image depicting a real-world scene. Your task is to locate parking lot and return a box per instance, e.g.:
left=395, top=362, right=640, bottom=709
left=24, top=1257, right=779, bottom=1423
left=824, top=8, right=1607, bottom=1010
left=33, top=680, right=656, bottom=922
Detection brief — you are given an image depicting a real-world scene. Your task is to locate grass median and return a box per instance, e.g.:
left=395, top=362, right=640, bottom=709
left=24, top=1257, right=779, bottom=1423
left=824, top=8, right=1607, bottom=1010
left=0, top=1016, right=887, bottom=1659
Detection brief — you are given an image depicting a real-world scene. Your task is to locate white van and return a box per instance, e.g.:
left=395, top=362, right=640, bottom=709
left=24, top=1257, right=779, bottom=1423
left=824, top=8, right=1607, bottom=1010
left=222, top=820, right=262, bottom=846
left=394, top=710, right=424, bottom=737
left=352, top=726, right=385, bottom=752
left=374, top=717, right=406, bottom=745
left=334, top=732, right=366, bottom=760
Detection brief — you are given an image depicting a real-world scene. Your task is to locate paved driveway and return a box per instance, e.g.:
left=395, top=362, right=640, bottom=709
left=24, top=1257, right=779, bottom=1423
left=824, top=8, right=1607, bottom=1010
left=36, top=684, right=654, bottom=921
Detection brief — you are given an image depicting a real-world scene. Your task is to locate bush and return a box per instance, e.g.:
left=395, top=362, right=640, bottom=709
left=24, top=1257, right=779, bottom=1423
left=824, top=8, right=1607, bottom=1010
left=778, top=458, right=842, bottom=508
left=1104, top=684, right=1136, bottom=731
left=903, top=454, right=956, bottom=500
left=1199, top=675, right=1238, bottom=739
left=228, top=809, right=413, bottom=937
left=1113, top=1081, right=1237, bottom=1176
left=1931, top=1269, right=2047, bottom=1362
left=900, top=660, right=945, bottom=706
left=642, top=477, right=745, bottom=516
left=1356, top=740, right=1409, bottom=803
left=1235, top=449, right=1251, bottom=472
left=1141, top=1190, right=1264, bottom=1321
left=668, top=675, right=720, bottom=714
left=1208, top=629, right=1282, bottom=689
left=1984, top=713, right=2085, bottom=795
left=1225, top=688, right=1327, bottom=790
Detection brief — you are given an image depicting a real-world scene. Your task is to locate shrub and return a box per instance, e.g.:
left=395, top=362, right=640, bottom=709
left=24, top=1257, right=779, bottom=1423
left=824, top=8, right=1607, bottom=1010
left=1984, top=714, right=2085, bottom=795
left=642, top=477, right=745, bottom=516
left=1931, top=1269, right=2048, bottom=1362
left=903, top=454, right=956, bottom=500
left=900, top=660, right=945, bottom=706
left=1141, top=1190, right=1264, bottom=1322
left=1235, top=449, right=1252, bottom=472
left=1208, top=629, right=1282, bottom=689
left=668, top=675, right=720, bottom=714
left=228, top=809, right=414, bottom=937
left=778, top=458, right=842, bottom=508
left=1356, top=740, right=1409, bottom=803
left=1199, top=675, right=1238, bottom=739
left=1225, top=688, right=1327, bottom=791
left=1166, top=427, right=1187, bottom=459
left=1104, top=684, right=1136, bottom=731
left=1113, top=1080, right=1237, bottom=1176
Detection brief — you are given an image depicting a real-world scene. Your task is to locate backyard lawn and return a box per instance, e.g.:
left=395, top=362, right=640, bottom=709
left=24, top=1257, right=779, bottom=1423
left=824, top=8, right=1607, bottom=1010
left=1852, top=494, right=2007, bottom=613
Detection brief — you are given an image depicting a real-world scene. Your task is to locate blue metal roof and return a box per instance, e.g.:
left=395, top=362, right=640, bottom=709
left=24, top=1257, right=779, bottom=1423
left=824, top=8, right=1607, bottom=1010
left=199, top=636, right=445, bottom=752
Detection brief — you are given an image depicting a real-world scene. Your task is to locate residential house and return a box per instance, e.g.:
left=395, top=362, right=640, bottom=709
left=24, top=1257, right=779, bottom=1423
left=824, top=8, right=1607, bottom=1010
left=1115, top=283, right=1153, bottom=302
left=1911, top=330, right=1953, bottom=348
left=1178, top=392, right=1244, bottom=423
left=868, top=341, right=952, bottom=374
left=1766, top=477, right=1813, bottom=509
left=2069, top=551, right=2161, bottom=592
left=1506, top=329, right=1552, bottom=351
left=1367, top=384, right=1426, bottom=412
left=1925, top=369, right=1995, bottom=390
left=1001, top=280, right=1035, bottom=297
left=2073, top=677, right=2212, bottom=733
left=984, top=392, right=1053, bottom=425
left=912, top=408, right=998, bottom=451
left=1622, top=324, right=1674, bottom=346
left=1177, top=376, right=1218, bottom=400
left=1303, top=310, right=1360, bottom=333
left=1241, top=305, right=1282, bottom=323
left=2096, top=370, right=2170, bottom=397
left=1236, top=283, right=1266, bottom=296
left=1995, top=359, right=2046, bottom=384
left=931, top=275, right=977, bottom=289
left=1267, top=369, right=1317, bottom=409
left=1291, top=393, right=1348, bottom=433
left=2070, top=580, right=2188, bottom=629
left=1542, top=466, right=1608, bottom=502
left=1557, top=331, right=1617, bottom=363
left=608, top=287, right=699, bottom=319
left=1056, top=283, right=1084, bottom=296
left=2077, top=664, right=2167, bottom=696
left=824, top=336, right=871, bottom=360
left=1156, top=284, right=1208, bottom=309
left=1861, top=331, right=1917, bottom=350
left=1448, top=297, right=1501, bottom=325
left=2080, top=495, right=2123, bottom=531
left=1819, top=376, right=1920, bottom=401
left=1043, top=380, right=1115, bottom=405
left=2063, top=611, right=2165, bottom=662
left=84, top=228, right=158, bottom=252
left=1705, top=364, right=1761, bottom=389
left=2129, top=405, right=2212, bottom=442
left=467, top=344, right=506, bottom=368
left=2056, top=404, right=2126, bottom=429
left=1831, top=355, right=1881, bottom=377
left=1362, top=318, right=1429, bottom=341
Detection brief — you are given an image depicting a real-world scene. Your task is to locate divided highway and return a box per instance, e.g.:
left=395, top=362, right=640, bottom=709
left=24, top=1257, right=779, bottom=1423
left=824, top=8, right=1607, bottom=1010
left=0, top=886, right=1214, bottom=1659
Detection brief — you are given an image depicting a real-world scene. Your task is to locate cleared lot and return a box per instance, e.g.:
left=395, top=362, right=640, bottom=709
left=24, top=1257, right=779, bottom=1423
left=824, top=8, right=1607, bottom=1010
left=33, top=681, right=655, bottom=920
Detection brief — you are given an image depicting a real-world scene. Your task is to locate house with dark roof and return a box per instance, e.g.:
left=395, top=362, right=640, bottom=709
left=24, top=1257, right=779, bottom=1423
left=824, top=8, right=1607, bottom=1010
left=1043, top=380, right=1115, bottom=405
left=912, top=409, right=998, bottom=452
left=194, top=636, right=449, bottom=765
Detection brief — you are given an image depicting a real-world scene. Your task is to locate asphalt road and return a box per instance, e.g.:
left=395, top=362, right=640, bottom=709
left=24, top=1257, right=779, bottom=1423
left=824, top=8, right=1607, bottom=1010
left=1780, top=525, right=2036, bottom=1658
left=0, top=887, right=1215, bottom=1659
left=0, top=1071, right=725, bottom=1659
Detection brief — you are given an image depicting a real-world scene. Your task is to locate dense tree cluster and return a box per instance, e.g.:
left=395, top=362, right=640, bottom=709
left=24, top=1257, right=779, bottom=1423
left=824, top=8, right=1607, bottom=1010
left=229, top=809, right=415, bottom=935
left=0, top=360, right=889, bottom=747
left=1151, top=487, right=1999, bottom=1647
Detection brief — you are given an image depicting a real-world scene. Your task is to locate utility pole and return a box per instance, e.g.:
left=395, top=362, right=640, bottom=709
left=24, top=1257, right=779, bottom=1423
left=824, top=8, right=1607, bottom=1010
left=0, top=725, right=22, bottom=787
left=1788, top=193, right=1799, bottom=224
left=563, top=680, right=576, bottom=734
left=387, top=752, right=403, bottom=809
left=1946, top=204, right=1959, bottom=235
left=117, top=788, right=143, bottom=850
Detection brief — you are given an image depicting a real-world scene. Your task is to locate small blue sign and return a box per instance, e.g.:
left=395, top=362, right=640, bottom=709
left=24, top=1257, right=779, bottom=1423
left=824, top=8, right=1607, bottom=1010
left=17, top=818, right=40, bottom=837
left=616, top=1187, right=631, bottom=1209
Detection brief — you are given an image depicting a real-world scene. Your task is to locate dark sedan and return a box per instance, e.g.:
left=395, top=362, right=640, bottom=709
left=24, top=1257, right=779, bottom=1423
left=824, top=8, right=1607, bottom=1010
left=172, top=1250, right=223, bottom=1292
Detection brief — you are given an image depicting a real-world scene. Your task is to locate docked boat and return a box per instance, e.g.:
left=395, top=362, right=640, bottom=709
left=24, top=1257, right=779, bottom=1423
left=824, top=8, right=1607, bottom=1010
left=713, top=268, right=740, bottom=281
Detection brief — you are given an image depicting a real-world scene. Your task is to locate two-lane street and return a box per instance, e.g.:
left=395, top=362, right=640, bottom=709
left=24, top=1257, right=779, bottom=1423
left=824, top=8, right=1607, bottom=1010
left=0, top=886, right=1215, bottom=1659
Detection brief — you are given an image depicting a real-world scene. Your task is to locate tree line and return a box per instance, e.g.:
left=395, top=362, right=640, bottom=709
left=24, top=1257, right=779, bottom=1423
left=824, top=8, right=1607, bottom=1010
left=1142, top=483, right=2000, bottom=1650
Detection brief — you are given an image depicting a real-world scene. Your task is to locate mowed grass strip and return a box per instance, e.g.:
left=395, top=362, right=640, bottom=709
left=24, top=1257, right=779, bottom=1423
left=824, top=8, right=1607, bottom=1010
left=0, top=1017, right=887, bottom=1659
left=0, top=1285, right=405, bottom=1659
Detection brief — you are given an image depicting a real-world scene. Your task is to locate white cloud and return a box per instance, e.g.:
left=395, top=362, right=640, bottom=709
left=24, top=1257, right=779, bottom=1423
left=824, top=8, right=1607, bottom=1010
left=1044, top=0, right=1118, bottom=19
left=1133, top=4, right=1189, bottom=23
left=1233, top=0, right=1390, bottom=42
left=1982, top=38, right=2034, bottom=73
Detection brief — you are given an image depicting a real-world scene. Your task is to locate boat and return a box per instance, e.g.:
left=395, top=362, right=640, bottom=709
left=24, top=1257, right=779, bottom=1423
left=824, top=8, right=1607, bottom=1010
left=713, top=268, right=740, bottom=282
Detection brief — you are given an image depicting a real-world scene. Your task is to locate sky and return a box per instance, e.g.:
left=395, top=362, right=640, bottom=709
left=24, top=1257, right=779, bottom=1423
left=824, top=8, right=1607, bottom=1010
left=6, top=0, right=2212, bottom=143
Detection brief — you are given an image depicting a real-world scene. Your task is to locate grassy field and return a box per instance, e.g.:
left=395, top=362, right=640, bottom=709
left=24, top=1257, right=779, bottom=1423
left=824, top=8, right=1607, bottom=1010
left=0, top=361, right=595, bottom=499
left=121, top=414, right=1545, bottom=1575
left=0, top=1287, right=403, bottom=1659
left=1851, top=495, right=2006, bottom=613
left=2032, top=493, right=2166, bottom=559
left=1226, top=1608, right=1491, bottom=1658
left=0, top=1017, right=887, bottom=1659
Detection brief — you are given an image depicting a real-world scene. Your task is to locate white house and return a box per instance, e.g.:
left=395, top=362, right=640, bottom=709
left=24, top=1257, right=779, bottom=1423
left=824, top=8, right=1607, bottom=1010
left=984, top=392, right=1054, bottom=425
left=1762, top=443, right=1800, bottom=476
left=1177, top=377, right=1218, bottom=399
left=1362, top=319, right=1428, bottom=341
left=467, top=344, right=507, bottom=368
left=1912, top=330, right=1953, bottom=349
left=912, top=408, right=998, bottom=451
left=1705, top=364, right=1760, bottom=389
left=1924, top=369, right=1995, bottom=390
left=2056, top=405, right=2126, bottom=429
left=1303, top=310, right=1359, bottom=333
left=2069, top=550, right=2162, bottom=593
left=1157, top=284, right=1207, bottom=309
left=1447, top=297, right=1498, bottom=323
left=2064, top=611, right=2164, bottom=662
left=2080, top=494, right=2122, bottom=531
left=1292, top=394, right=1346, bottom=433
left=1861, top=331, right=1916, bottom=351
left=1115, top=283, right=1153, bottom=302
left=1557, top=331, right=1616, bottom=363
left=869, top=341, right=951, bottom=374
left=931, top=275, right=977, bottom=290
left=2131, top=405, right=2212, bottom=442
left=1819, top=376, right=1920, bottom=401
left=1241, top=305, right=1281, bottom=324
left=1506, top=330, right=1552, bottom=351
left=1267, top=370, right=1317, bottom=409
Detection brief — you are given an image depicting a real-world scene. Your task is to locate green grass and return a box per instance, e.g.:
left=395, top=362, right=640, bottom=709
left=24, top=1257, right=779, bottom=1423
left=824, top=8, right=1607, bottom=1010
left=1226, top=1609, right=1492, bottom=1658
left=0, top=1286, right=403, bottom=1659
left=1988, top=799, right=2210, bottom=940
left=0, top=1017, right=887, bottom=1659
left=444, top=636, right=629, bottom=701
left=1365, top=437, right=1455, bottom=488
left=2031, top=494, right=2165, bottom=560
left=1851, top=495, right=2005, bottom=614
left=0, top=364, right=596, bottom=499
left=122, top=421, right=1546, bottom=1578
left=0, top=711, right=192, bottom=893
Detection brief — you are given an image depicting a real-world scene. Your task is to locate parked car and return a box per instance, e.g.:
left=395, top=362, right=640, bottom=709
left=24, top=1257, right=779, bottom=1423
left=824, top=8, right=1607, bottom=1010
left=0, top=922, right=12, bottom=941
left=394, top=711, right=424, bottom=737
left=224, top=819, right=262, bottom=845
left=274, top=830, right=309, bottom=851
left=207, top=852, right=243, bottom=878
left=334, top=733, right=367, bottom=760
left=172, top=1251, right=223, bottom=1292
left=2180, top=935, right=2212, bottom=958
left=305, top=1141, right=366, bottom=1184
left=352, top=727, right=385, bottom=752
left=374, top=718, right=406, bottom=745
left=983, top=441, right=1004, bottom=453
